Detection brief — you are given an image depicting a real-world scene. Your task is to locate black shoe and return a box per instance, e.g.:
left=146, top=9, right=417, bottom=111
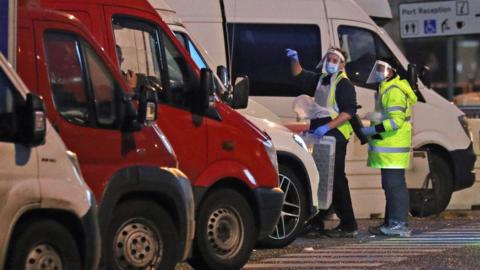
left=368, top=224, right=384, bottom=236
left=325, top=226, right=358, bottom=238
left=302, top=223, right=327, bottom=238
left=369, top=221, right=391, bottom=236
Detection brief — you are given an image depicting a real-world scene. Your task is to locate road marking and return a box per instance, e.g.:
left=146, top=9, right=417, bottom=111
left=244, top=223, right=480, bottom=269
left=263, top=257, right=405, bottom=263
left=245, top=262, right=384, bottom=269
left=282, top=251, right=440, bottom=257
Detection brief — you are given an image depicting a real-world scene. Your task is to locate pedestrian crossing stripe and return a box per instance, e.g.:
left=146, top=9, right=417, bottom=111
left=243, top=223, right=480, bottom=269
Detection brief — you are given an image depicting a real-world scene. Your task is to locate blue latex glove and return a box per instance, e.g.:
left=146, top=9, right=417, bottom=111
left=361, top=126, right=377, bottom=136
left=286, top=48, right=299, bottom=61
left=313, top=124, right=331, bottom=137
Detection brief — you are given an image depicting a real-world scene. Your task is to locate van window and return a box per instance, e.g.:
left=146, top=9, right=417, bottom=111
left=44, top=33, right=90, bottom=125
left=174, top=32, right=207, bottom=70
left=0, top=68, right=23, bottom=141
left=162, top=32, right=196, bottom=109
left=113, top=17, right=195, bottom=109
left=338, top=26, right=404, bottom=89
left=112, top=18, right=162, bottom=82
left=228, top=24, right=321, bottom=97
left=0, top=70, right=17, bottom=115
left=173, top=32, right=222, bottom=94
left=84, top=45, right=118, bottom=127
left=44, top=32, right=120, bottom=128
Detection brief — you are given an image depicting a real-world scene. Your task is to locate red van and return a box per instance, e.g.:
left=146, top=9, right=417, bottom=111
left=17, top=4, right=195, bottom=269
left=40, top=0, right=284, bottom=269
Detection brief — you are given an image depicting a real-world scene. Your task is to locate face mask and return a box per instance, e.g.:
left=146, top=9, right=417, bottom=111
left=375, top=71, right=385, bottom=82
left=326, top=62, right=339, bottom=74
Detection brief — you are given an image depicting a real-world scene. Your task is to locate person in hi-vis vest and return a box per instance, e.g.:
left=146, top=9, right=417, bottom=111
left=361, top=58, right=417, bottom=237
left=286, top=47, right=358, bottom=238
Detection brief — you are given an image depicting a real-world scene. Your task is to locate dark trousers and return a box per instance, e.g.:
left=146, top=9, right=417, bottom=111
left=310, top=119, right=357, bottom=231
left=381, top=168, right=409, bottom=224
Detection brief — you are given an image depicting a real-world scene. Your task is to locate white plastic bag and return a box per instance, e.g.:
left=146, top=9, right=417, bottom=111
left=292, top=95, right=330, bottom=120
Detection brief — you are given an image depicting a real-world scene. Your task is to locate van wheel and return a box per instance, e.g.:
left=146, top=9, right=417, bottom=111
left=258, top=165, right=307, bottom=248
left=409, top=152, right=454, bottom=217
left=105, top=200, right=178, bottom=270
left=7, top=219, right=81, bottom=270
left=189, top=189, right=256, bottom=270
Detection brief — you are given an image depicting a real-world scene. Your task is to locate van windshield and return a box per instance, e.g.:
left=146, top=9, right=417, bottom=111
left=0, top=66, right=23, bottom=140
left=174, top=32, right=207, bottom=69
left=173, top=31, right=222, bottom=95
left=338, top=25, right=405, bottom=89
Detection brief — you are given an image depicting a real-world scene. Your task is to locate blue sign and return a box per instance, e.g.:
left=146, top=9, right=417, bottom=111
left=424, top=19, right=437, bottom=34
left=0, top=0, right=8, bottom=56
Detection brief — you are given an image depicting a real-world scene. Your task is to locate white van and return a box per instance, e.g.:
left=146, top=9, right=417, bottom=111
left=160, top=0, right=477, bottom=218
left=0, top=53, right=100, bottom=270
left=153, top=0, right=323, bottom=247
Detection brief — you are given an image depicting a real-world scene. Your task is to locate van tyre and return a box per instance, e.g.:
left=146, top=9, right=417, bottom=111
left=7, top=219, right=81, bottom=270
left=105, top=200, right=178, bottom=270
left=189, top=189, right=256, bottom=270
left=409, top=152, right=454, bottom=217
left=258, top=165, right=307, bottom=248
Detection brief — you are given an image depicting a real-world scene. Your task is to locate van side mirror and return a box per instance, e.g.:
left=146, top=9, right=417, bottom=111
left=407, top=64, right=418, bottom=90
left=231, top=76, right=250, bottom=109
left=216, top=65, right=230, bottom=89
left=407, top=64, right=426, bottom=103
left=23, top=93, right=46, bottom=146
left=419, top=65, right=432, bottom=89
left=137, top=85, right=158, bottom=125
left=194, top=68, right=215, bottom=115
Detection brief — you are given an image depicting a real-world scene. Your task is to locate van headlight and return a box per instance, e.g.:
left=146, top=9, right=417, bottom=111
left=458, top=115, right=472, bottom=140
left=263, top=139, right=278, bottom=174
left=66, top=150, right=84, bottom=183
left=293, top=134, right=308, bottom=151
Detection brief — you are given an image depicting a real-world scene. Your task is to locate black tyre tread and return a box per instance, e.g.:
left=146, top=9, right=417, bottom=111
left=104, top=199, right=179, bottom=270
left=257, top=164, right=308, bottom=248
left=189, top=188, right=256, bottom=270
left=409, top=152, right=454, bottom=217
left=7, top=219, right=81, bottom=270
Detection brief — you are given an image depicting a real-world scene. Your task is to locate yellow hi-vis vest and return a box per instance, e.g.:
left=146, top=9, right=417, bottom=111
left=319, top=71, right=354, bottom=140
left=367, top=75, right=418, bottom=169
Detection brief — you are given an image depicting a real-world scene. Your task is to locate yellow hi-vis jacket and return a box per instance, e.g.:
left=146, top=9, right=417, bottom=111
left=367, top=75, right=418, bottom=169
left=319, top=71, right=354, bottom=140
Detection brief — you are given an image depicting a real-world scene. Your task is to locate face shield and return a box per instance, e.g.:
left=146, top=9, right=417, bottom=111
left=316, top=48, right=345, bottom=74
left=366, top=60, right=393, bottom=84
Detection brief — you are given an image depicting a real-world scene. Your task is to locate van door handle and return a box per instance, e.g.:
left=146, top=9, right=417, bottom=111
left=221, top=140, right=235, bottom=151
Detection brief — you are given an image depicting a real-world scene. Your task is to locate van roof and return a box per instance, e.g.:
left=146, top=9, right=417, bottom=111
left=354, top=0, right=392, bottom=26
left=36, top=0, right=157, bottom=14
left=324, top=0, right=375, bottom=24
left=150, top=0, right=182, bottom=26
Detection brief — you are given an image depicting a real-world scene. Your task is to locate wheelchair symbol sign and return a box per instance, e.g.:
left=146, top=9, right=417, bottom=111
left=424, top=20, right=437, bottom=34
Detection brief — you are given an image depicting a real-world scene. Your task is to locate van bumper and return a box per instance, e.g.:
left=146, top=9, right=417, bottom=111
left=253, top=187, right=284, bottom=239
left=451, top=143, right=476, bottom=191
left=177, top=176, right=195, bottom=261
left=80, top=196, right=101, bottom=270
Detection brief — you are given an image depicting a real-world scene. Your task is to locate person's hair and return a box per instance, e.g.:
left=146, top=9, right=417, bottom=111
left=378, top=57, right=397, bottom=70
left=378, top=57, right=398, bottom=77
left=329, top=46, right=348, bottom=63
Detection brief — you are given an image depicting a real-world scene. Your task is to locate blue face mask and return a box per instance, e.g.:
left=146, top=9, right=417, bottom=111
left=326, top=62, right=339, bottom=74
left=375, top=71, right=385, bottom=82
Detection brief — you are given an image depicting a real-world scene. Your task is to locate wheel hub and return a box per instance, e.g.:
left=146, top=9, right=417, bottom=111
left=114, top=220, right=162, bottom=269
left=269, top=173, right=301, bottom=240
left=207, top=208, right=244, bottom=258
left=26, top=244, right=63, bottom=270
